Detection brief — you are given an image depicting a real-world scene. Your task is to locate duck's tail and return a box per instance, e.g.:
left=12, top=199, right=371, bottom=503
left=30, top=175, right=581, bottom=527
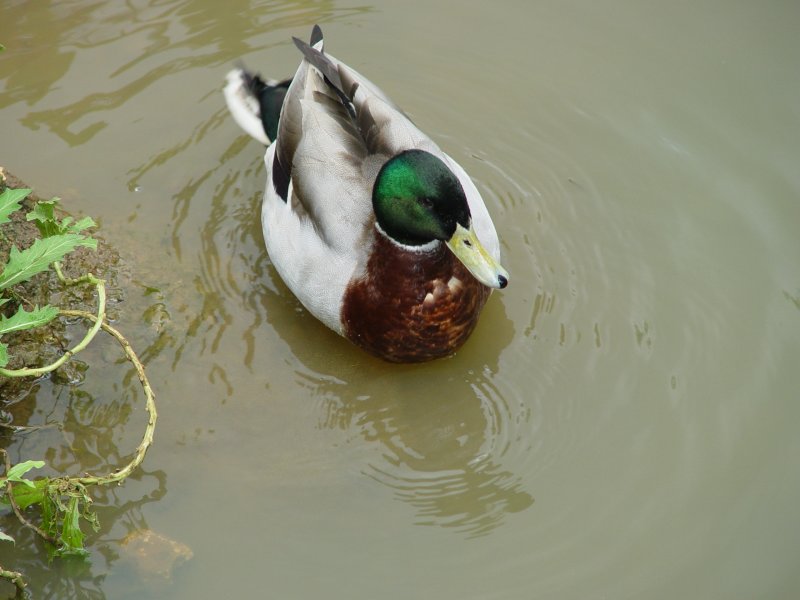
left=223, top=25, right=325, bottom=145
left=223, top=69, right=291, bottom=145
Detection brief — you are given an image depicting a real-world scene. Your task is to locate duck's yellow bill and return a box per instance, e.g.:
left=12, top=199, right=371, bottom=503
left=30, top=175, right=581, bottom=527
left=446, top=223, right=509, bottom=289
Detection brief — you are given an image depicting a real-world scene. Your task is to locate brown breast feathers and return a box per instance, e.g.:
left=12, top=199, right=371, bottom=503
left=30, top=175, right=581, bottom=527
left=341, top=232, right=490, bottom=362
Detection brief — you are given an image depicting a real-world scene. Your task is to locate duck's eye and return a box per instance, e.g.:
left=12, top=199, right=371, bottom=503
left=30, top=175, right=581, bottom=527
left=419, top=197, right=434, bottom=209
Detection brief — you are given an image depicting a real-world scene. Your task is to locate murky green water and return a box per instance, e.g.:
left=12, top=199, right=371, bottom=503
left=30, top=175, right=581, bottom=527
left=2, top=0, right=800, bottom=598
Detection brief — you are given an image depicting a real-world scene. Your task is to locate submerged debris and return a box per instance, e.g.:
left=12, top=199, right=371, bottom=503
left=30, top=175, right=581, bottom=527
left=120, top=529, right=193, bottom=580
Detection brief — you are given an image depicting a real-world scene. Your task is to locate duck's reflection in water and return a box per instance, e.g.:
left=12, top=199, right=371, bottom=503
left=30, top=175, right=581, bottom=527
left=283, top=295, right=533, bottom=537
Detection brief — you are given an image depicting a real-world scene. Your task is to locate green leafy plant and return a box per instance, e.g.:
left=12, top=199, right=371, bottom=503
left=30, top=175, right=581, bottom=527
left=0, top=188, right=96, bottom=367
left=0, top=183, right=156, bottom=592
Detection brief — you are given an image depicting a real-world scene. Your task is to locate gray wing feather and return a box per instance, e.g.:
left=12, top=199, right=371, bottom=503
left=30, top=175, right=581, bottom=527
left=273, top=30, right=442, bottom=251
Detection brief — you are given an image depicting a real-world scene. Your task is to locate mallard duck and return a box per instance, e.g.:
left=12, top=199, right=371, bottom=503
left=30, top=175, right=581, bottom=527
left=223, top=25, right=508, bottom=363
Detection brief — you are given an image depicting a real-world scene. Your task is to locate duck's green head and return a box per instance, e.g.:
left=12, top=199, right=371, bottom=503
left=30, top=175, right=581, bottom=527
left=373, top=149, right=509, bottom=289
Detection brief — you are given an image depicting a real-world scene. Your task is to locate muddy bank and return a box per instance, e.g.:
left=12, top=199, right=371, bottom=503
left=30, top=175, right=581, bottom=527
left=0, top=168, right=127, bottom=410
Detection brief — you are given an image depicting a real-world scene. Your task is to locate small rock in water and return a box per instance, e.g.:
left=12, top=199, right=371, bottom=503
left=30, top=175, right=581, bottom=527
left=52, top=359, right=88, bottom=385
left=120, top=529, right=193, bottom=581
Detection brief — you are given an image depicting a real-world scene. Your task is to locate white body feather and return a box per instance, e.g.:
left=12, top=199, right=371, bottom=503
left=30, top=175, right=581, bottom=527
left=223, top=71, right=270, bottom=145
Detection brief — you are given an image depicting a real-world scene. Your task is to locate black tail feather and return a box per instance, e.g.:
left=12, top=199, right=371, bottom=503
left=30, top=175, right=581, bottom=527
left=243, top=72, right=291, bottom=143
